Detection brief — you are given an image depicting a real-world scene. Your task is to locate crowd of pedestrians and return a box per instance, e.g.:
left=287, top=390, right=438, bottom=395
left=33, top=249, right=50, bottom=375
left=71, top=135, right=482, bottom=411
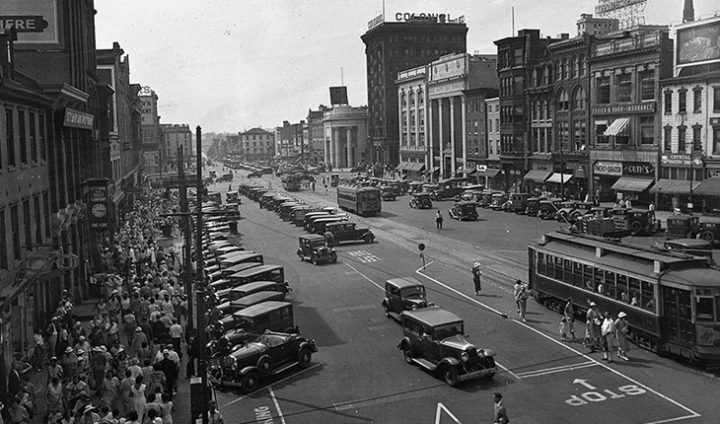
left=5, top=190, right=195, bottom=424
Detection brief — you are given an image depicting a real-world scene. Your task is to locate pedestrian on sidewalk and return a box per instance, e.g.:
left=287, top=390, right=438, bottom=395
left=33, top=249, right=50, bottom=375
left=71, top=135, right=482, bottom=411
left=615, top=311, right=631, bottom=361
left=585, top=302, right=602, bottom=352
left=601, top=311, right=616, bottom=362
left=435, top=210, right=443, bottom=229
left=514, top=280, right=529, bottom=322
left=472, top=263, right=482, bottom=295
left=563, top=297, right=576, bottom=341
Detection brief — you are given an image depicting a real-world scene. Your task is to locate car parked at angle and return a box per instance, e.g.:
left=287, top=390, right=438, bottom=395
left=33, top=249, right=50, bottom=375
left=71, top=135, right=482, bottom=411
left=215, top=280, right=289, bottom=304
left=397, top=308, right=497, bottom=386
left=219, top=251, right=263, bottom=269
left=308, top=216, right=350, bottom=234
left=382, top=277, right=433, bottom=321
left=488, top=193, right=508, bottom=210
left=448, top=201, right=478, bottom=221
left=323, top=221, right=375, bottom=246
left=212, top=301, right=299, bottom=355
left=380, top=187, right=397, bottom=201
left=209, top=331, right=318, bottom=393
left=220, top=261, right=264, bottom=280
left=409, top=193, right=433, bottom=209
left=212, top=291, right=289, bottom=335
left=536, top=198, right=562, bottom=220
left=297, top=235, right=337, bottom=264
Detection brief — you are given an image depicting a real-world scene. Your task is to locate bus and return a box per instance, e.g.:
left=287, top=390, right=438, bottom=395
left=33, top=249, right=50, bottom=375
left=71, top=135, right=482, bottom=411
left=281, top=174, right=302, bottom=191
left=337, top=185, right=381, bottom=216
left=528, top=231, right=720, bottom=362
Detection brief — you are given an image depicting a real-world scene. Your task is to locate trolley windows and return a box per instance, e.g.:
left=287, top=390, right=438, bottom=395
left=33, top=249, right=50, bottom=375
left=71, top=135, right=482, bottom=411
left=535, top=251, right=657, bottom=313
left=695, top=289, right=718, bottom=321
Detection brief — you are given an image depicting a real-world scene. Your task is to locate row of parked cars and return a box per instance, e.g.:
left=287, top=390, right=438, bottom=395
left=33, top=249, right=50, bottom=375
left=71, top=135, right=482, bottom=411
left=196, top=200, right=318, bottom=393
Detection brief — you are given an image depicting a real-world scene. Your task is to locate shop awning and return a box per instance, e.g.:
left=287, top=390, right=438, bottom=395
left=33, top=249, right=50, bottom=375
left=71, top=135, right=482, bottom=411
left=648, top=179, right=700, bottom=195
left=396, top=162, right=407, bottom=171
left=693, top=178, right=720, bottom=196
left=611, top=176, right=654, bottom=192
left=546, top=173, right=574, bottom=184
left=406, top=162, right=425, bottom=172
left=603, top=118, right=630, bottom=136
left=523, top=170, right=552, bottom=183
left=476, top=168, right=501, bottom=178
left=458, top=166, right=477, bottom=175
left=432, top=167, right=440, bottom=173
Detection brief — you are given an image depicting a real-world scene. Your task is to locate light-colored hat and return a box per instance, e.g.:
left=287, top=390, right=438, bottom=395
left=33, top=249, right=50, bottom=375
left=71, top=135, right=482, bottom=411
left=92, top=346, right=102, bottom=352
left=162, top=349, right=169, bottom=355
left=50, top=356, right=57, bottom=361
left=135, top=327, right=142, bottom=331
left=76, top=349, right=85, bottom=355
left=589, top=302, right=597, bottom=307
left=65, top=347, right=73, bottom=353
left=79, top=335, right=85, bottom=341
left=84, top=404, right=94, bottom=414
left=618, top=311, right=627, bottom=318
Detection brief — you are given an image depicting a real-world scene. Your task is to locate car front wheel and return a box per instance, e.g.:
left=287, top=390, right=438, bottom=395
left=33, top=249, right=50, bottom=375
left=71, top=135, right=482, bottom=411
left=441, top=365, right=458, bottom=386
left=298, top=349, right=312, bottom=368
left=403, top=348, right=413, bottom=364
left=241, top=371, right=260, bottom=393
left=364, top=234, right=374, bottom=243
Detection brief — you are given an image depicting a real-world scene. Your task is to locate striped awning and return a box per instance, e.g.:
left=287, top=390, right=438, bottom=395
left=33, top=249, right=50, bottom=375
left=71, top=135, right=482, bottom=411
left=603, top=118, right=630, bottom=136
left=546, top=173, right=573, bottom=184
left=611, top=176, right=653, bottom=192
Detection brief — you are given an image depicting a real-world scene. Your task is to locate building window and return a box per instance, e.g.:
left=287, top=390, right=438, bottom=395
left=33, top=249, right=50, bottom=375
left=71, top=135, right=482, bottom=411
left=0, top=210, right=6, bottom=269
left=640, top=116, right=654, bottom=145
left=616, top=74, right=631, bottom=102
left=640, top=70, right=655, bottom=100
left=664, top=126, right=672, bottom=151
left=714, top=87, right=720, bottom=112
left=693, top=125, right=702, bottom=151
left=574, top=120, right=587, bottom=150
left=558, top=121, right=570, bottom=151
left=10, top=205, right=19, bottom=260
left=557, top=89, right=569, bottom=111
left=678, top=126, right=687, bottom=152
left=6, top=108, right=15, bottom=167
left=693, top=87, right=702, bottom=113
left=596, top=122, right=609, bottom=144
left=23, top=200, right=31, bottom=251
left=29, top=112, right=37, bottom=162
left=562, top=59, right=568, bottom=79
left=678, top=88, right=687, bottom=113
left=664, top=90, right=672, bottom=114
left=713, top=126, right=720, bottom=155
left=579, top=55, right=586, bottom=76
left=597, top=77, right=610, bottom=104
left=18, top=110, right=27, bottom=164
left=572, top=87, right=586, bottom=110
left=571, top=56, right=578, bottom=78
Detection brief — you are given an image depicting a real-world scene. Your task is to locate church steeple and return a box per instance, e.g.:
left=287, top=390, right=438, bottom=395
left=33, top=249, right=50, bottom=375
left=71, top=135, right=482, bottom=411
left=683, top=0, right=694, bottom=22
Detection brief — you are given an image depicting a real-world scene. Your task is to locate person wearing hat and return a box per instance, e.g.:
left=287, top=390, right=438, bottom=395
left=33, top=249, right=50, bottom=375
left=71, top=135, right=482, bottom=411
left=472, top=263, right=482, bottom=296
left=615, top=312, right=631, bottom=361
left=131, top=326, right=148, bottom=355
left=61, top=347, right=77, bottom=383
left=513, top=280, right=529, bottom=322
left=600, top=311, right=616, bottom=362
left=47, top=356, right=63, bottom=385
left=585, top=302, right=602, bottom=352
left=46, top=376, right=64, bottom=418
left=77, top=404, right=100, bottom=424
left=154, top=349, right=178, bottom=395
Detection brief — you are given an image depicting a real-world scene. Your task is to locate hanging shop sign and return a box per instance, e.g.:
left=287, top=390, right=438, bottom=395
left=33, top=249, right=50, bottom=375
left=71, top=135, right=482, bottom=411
left=63, top=107, right=94, bottom=130
left=660, top=153, right=691, bottom=166
left=593, top=161, right=623, bottom=176
left=87, top=178, right=109, bottom=230
left=622, top=161, right=654, bottom=176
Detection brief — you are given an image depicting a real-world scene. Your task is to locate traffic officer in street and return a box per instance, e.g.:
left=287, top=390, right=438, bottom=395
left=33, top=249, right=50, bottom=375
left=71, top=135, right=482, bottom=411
left=472, top=263, right=482, bottom=295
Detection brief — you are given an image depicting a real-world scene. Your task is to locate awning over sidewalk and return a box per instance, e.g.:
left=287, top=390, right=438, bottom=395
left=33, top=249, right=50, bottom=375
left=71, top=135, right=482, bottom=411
left=604, top=118, right=630, bottom=136
left=611, top=176, right=654, bottom=192
left=396, top=163, right=407, bottom=171
left=693, top=178, right=720, bottom=196
left=545, top=173, right=573, bottom=184
left=476, top=168, right=501, bottom=178
left=648, top=179, right=700, bottom=195
left=406, top=162, right=425, bottom=172
left=458, top=166, right=477, bottom=175
left=523, top=170, right=552, bottom=183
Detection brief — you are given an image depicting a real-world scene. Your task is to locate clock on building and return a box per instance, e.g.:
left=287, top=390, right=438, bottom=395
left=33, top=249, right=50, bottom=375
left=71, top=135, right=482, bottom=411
left=91, top=203, right=107, bottom=218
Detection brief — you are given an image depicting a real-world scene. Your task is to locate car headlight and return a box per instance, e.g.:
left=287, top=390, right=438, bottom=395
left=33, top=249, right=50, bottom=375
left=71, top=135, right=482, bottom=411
left=461, top=352, right=469, bottom=362
left=411, top=304, right=418, bottom=310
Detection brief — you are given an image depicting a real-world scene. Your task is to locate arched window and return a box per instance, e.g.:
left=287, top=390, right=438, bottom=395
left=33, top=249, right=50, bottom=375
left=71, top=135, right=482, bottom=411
left=572, top=87, right=586, bottom=110
left=555, top=61, right=561, bottom=81
left=557, top=89, right=569, bottom=111
left=562, top=59, right=568, bottom=80
left=571, top=56, right=579, bottom=78
left=579, top=55, right=586, bottom=76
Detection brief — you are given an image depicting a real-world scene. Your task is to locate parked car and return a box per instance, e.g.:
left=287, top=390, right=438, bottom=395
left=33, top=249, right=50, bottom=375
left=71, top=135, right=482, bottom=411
left=216, top=280, right=289, bottom=304
left=537, top=198, right=562, bottom=220
left=226, top=265, right=290, bottom=293
left=508, top=193, right=532, bottom=213
left=323, top=221, right=375, bottom=246
left=214, top=291, right=286, bottom=320
left=409, top=193, right=432, bottom=209
left=488, top=193, right=508, bottom=210
left=308, top=216, right=351, bottom=235
left=209, top=331, right=317, bottom=392
left=297, top=235, right=337, bottom=264
left=448, top=201, right=478, bottom=221
left=381, top=277, right=433, bottom=321
left=524, top=197, right=546, bottom=216
left=397, top=308, right=497, bottom=386
left=380, top=187, right=397, bottom=201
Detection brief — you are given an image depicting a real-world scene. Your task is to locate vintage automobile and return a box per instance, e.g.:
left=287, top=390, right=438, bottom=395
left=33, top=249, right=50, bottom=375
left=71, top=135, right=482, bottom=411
left=308, top=216, right=351, bottom=235
left=397, top=308, right=497, bottom=386
left=380, top=187, right=397, bottom=201
left=448, top=201, right=478, bottom=221
left=454, top=189, right=484, bottom=203
left=508, top=193, right=531, bottom=213
left=216, top=280, right=289, bottom=304
left=323, top=221, right=375, bottom=245
left=382, top=277, right=432, bottom=321
left=537, top=198, right=562, bottom=220
left=554, top=201, right=593, bottom=222
left=296, top=235, right=337, bottom=264
left=523, top=197, right=546, bottom=216
left=488, top=193, right=508, bottom=210
left=212, top=291, right=288, bottom=335
left=209, top=331, right=317, bottom=392
left=409, top=193, right=433, bottom=209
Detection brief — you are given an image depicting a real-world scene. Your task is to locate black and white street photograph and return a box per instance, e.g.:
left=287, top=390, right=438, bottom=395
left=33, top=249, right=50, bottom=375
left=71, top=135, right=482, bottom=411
left=2, top=0, right=720, bottom=423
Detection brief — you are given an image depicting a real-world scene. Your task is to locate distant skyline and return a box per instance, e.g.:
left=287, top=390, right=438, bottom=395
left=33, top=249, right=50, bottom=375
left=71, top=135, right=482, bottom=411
left=95, top=0, right=718, bottom=133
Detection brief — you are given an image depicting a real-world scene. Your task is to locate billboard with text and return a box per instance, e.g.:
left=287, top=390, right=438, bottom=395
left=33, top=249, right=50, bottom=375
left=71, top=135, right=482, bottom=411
left=1, top=0, right=59, bottom=45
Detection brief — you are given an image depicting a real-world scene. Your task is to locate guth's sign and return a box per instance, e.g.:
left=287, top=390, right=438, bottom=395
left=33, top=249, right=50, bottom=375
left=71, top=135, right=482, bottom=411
left=622, top=162, right=654, bottom=176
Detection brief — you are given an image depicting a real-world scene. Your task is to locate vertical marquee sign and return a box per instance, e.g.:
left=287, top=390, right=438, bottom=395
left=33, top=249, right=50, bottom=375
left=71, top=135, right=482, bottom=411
left=87, top=178, right=109, bottom=230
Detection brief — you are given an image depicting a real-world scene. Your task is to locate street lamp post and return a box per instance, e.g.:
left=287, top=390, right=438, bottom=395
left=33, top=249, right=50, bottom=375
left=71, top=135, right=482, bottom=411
left=195, top=126, right=209, bottom=424
left=689, top=149, right=703, bottom=216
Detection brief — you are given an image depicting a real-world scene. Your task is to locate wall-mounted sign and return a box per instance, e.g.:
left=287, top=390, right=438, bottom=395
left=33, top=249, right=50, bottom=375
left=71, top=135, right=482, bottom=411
left=476, top=164, right=487, bottom=172
left=622, top=161, right=654, bottom=176
left=1, top=0, right=59, bottom=45
left=87, top=178, right=109, bottom=230
left=594, top=161, right=623, bottom=176
left=428, top=80, right=466, bottom=96
left=367, top=14, right=383, bottom=30
left=63, top=108, right=94, bottom=130
left=592, top=103, right=655, bottom=115
left=660, top=153, right=690, bottom=166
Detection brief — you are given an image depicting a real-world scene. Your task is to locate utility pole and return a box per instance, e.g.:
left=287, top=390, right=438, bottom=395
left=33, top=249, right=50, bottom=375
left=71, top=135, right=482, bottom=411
left=178, top=146, right=194, bottom=334
left=195, top=126, right=209, bottom=424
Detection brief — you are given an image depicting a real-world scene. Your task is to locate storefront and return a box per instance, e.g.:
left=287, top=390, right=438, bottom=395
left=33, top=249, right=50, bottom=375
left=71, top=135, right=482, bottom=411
left=396, top=161, right=426, bottom=182
left=474, top=164, right=502, bottom=190
left=693, top=177, right=720, bottom=212
left=523, top=169, right=551, bottom=194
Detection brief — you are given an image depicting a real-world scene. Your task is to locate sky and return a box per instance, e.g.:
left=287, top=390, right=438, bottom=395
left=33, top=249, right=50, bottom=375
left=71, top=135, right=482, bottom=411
left=94, top=0, right=719, bottom=133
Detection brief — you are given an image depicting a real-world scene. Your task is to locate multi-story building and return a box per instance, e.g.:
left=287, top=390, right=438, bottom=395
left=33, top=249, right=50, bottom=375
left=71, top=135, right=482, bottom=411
left=140, top=87, right=162, bottom=175
left=225, top=134, right=240, bottom=157
left=307, top=106, right=330, bottom=166
left=239, top=128, right=275, bottom=163
left=657, top=12, right=720, bottom=212
left=588, top=25, right=673, bottom=205
left=396, top=65, right=428, bottom=181
left=322, top=106, right=369, bottom=170
left=362, top=14, right=467, bottom=165
left=495, top=30, right=564, bottom=192
left=97, top=42, right=144, bottom=229
left=484, top=97, right=502, bottom=188
left=276, top=120, right=306, bottom=159
left=161, top=124, right=192, bottom=170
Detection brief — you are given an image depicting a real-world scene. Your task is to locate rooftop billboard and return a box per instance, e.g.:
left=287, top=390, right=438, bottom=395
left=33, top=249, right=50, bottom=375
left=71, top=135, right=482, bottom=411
left=676, top=19, right=720, bottom=66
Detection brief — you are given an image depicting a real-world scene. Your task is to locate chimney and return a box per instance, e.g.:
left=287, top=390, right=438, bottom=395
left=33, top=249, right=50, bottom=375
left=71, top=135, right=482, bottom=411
left=683, top=0, right=694, bottom=22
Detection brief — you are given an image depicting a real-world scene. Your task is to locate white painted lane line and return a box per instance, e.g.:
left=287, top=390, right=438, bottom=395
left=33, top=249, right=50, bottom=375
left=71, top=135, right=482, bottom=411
left=517, top=363, right=598, bottom=379
left=219, top=363, right=322, bottom=408
left=344, top=263, right=384, bottom=291
left=514, top=360, right=596, bottom=378
left=496, top=362, right=520, bottom=381
left=270, top=387, right=287, bottom=424
left=415, top=265, right=702, bottom=423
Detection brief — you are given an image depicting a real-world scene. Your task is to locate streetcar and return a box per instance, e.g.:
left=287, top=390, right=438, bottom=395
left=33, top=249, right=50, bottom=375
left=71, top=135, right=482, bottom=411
left=281, top=173, right=302, bottom=191
left=528, top=230, right=720, bottom=363
left=336, top=185, right=381, bottom=216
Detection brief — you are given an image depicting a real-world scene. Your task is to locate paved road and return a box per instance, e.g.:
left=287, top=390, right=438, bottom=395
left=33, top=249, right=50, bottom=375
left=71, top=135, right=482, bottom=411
left=204, top=165, right=719, bottom=424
